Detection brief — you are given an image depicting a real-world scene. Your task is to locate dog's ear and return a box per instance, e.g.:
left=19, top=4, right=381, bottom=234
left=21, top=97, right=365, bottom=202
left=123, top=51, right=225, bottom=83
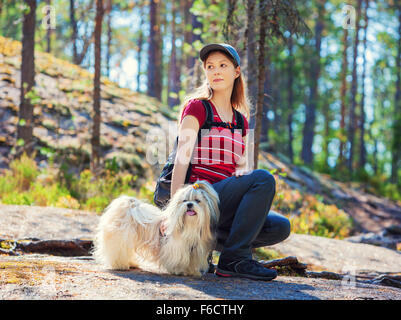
left=195, top=181, right=219, bottom=200
left=194, top=181, right=220, bottom=221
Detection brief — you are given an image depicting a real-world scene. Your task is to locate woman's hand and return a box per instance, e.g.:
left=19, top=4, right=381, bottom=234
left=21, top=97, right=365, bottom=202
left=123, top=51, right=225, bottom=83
left=232, top=168, right=252, bottom=178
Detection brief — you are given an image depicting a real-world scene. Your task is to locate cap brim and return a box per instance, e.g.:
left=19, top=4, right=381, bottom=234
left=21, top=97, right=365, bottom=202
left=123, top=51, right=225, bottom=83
left=199, top=44, right=235, bottom=63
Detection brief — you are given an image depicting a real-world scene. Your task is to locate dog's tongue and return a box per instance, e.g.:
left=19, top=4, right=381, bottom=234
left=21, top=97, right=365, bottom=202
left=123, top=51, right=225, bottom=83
left=186, top=210, right=197, bottom=216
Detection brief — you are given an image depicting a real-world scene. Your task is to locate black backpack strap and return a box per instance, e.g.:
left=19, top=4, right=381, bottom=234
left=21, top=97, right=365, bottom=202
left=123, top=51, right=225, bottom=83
left=233, top=109, right=244, bottom=135
left=200, top=100, right=245, bottom=135
left=199, top=100, right=213, bottom=140
left=200, top=100, right=213, bottom=129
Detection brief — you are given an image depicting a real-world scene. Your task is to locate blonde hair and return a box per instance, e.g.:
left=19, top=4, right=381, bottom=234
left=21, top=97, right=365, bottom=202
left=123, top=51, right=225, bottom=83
left=177, top=52, right=251, bottom=125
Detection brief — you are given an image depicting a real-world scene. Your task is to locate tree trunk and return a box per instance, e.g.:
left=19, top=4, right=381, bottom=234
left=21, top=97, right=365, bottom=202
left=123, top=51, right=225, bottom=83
left=70, top=0, right=95, bottom=66
left=181, top=0, right=191, bottom=70
left=246, top=0, right=257, bottom=130
left=272, top=70, right=280, bottom=139
left=45, top=0, right=51, bottom=53
left=189, top=3, right=203, bottom=89
left=167, top=0, right=180, bottom=108
left=137, top=4, right=145, bottom=93
left=347, top=0, right=361, bottom=175
left=180, top=0, right=194, bottom=91
left=358, top=0, right=369, bottom=171
left=368, top=119, right=378, bottom=175
left=338, top=27, right=349, bottom=171
left=223, top=0, right=237, bottom=42
left=260, top=50, right=271, bottom=145
left=322, top=93, right=330, bottom=169
left=181, top=0, right=203, bottom=89
left=147, top=0, right=162, bottom=101
left=91, top=0, right=104, bottom=173
left=287, top=34, right=294, bottom=162
left=391, top=3, right=401, bottom=184
left=70, top=0, right=78, bottom=64
left=253, top=0, right=268, bottom=169
left=301, top=0, right=324, bottom=166
left=209, top=0, right=219, bottom=39
left=17, top=0, right=36, bottom=157
left=105, top=0, right=112, bottom=78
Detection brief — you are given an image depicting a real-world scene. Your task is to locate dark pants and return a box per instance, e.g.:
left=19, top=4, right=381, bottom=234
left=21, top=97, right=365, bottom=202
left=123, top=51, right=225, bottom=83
left=212, top=169, right=291, bottom=262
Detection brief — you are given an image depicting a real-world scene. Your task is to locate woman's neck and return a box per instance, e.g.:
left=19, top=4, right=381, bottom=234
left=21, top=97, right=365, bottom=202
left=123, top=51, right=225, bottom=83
left=210, top=91, right=232, bottom=113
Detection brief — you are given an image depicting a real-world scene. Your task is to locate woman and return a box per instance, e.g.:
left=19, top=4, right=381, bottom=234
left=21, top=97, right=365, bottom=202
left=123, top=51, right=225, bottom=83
left=170, top=43, right=290, bottom=281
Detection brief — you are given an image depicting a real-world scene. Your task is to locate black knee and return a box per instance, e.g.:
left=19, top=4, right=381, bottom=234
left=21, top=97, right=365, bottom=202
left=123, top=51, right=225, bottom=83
left=253, top=169, right=276, bottom=192
left=279, top=217, right=291, bottom=242
left=254, top=214, right=291, bottom=247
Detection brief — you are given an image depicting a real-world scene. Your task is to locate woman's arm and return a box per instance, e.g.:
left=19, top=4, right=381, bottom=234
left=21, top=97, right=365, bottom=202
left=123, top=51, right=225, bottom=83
left=170, top=115, right=199, bottom=197
left=236, top=134, right=248, bottom=169
left=233, top=134, right=252, bottom=177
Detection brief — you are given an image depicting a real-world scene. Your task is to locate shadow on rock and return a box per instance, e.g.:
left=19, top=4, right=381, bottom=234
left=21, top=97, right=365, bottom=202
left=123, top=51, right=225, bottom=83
left=109, top=268, right=320, bottom=300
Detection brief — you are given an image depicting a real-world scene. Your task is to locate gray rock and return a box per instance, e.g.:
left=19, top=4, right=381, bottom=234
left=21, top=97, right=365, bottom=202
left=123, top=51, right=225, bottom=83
left=271, top=233, right=401, bottom=274
left=345, top=232, right=401, bottom=250
left=1, top=254, right=401, bottom=300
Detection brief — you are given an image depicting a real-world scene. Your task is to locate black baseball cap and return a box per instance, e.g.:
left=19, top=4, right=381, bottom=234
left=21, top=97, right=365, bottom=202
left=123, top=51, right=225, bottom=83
left=199, top=43, right=241, bottom=67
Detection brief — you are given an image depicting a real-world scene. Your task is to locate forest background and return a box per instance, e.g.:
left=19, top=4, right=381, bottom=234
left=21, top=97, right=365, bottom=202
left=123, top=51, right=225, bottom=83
left=0, top=0, right=401, bottom=240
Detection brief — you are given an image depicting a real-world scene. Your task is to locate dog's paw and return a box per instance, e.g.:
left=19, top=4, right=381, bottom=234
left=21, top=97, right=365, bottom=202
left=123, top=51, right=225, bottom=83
left=184, top=270, right=202, bottom=277
left=193, top=270, right=203, bottom=277
left=108, top=264, right=131, bottom=271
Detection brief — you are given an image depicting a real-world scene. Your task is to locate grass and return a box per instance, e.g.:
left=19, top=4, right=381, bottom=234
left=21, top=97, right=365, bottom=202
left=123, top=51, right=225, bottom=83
left=0, top=152, right=154, bottom=214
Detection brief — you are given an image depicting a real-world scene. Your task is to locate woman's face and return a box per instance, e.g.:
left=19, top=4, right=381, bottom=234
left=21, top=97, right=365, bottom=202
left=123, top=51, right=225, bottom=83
left=204, top=51, right=240, bottom=93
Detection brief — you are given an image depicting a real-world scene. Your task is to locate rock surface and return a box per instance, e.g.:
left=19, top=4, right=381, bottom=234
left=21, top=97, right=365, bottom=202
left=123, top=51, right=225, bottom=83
left=271, top=233, right=401, bottom=275
left=1, top=204, right=401, bottom=300
left=0, top=203, right=98, bottom=240
left=1, top=254, right=400, bottom=300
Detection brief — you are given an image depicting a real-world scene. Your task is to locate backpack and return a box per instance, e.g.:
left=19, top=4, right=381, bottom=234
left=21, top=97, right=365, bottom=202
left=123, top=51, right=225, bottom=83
left=153, top=99, right=245, bottom=209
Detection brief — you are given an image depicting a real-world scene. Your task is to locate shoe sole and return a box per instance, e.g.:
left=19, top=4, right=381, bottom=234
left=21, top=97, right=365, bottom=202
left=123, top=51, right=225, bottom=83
left=215, top=268, right=277, bottom=281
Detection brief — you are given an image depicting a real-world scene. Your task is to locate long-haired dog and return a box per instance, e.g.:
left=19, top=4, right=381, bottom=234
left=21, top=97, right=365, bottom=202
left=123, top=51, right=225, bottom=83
left=93, top=180, right=220, bottom=277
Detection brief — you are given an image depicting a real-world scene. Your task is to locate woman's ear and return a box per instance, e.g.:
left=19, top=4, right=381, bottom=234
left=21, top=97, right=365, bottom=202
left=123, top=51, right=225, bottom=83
left=235, top=66, right=241, bottom=79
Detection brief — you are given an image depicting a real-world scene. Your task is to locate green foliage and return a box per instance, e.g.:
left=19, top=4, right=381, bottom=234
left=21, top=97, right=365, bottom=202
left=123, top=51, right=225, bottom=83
left=253, top=248, right=282, bottom=261
left=0, top=153, right=148, bottom=214
left=290, top=200, right=353, bottom=239
left=365, top=174, right=401, bottom=202
left=24, top=87, right=41, bottom=105
left=273, top=173, right=353, bottom=239
left=258, top=165, right=353, bottom=238
left=9, top=152, right=40, bottom=191
left=67, top=168, right=138, bottom=213
left=104, top=157, right=119, bottom=174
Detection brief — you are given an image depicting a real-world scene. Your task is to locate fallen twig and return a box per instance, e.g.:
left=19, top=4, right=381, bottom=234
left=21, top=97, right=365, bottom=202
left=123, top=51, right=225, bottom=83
left=306, top=271, right=343, bottom=280
left=371, top=274, right=401, bottom=289
left=259, top=256, right=308, bottom=276
left=0, top=238, right=93, bottom=256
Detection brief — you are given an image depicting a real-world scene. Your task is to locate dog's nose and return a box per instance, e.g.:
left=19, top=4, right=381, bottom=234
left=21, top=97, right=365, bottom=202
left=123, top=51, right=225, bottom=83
left=187, top=203, right=194, bottom=209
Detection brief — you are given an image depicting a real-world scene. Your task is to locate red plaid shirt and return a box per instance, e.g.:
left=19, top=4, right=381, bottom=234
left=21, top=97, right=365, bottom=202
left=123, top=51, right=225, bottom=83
left=180, top=99, right=249, bottom=184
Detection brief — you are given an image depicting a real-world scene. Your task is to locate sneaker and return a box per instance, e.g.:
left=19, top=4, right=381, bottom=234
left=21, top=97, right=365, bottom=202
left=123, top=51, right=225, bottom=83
left=216, top=259, right=277, bottom=281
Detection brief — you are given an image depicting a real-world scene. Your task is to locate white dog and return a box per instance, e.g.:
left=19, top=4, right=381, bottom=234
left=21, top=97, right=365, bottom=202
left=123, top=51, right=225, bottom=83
left=93, top=180, right=220, bottom=277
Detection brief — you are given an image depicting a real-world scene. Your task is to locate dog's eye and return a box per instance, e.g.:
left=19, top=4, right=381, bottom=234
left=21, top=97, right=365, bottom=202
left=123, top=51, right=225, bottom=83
left=195, top=199, right=200, bottom=203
